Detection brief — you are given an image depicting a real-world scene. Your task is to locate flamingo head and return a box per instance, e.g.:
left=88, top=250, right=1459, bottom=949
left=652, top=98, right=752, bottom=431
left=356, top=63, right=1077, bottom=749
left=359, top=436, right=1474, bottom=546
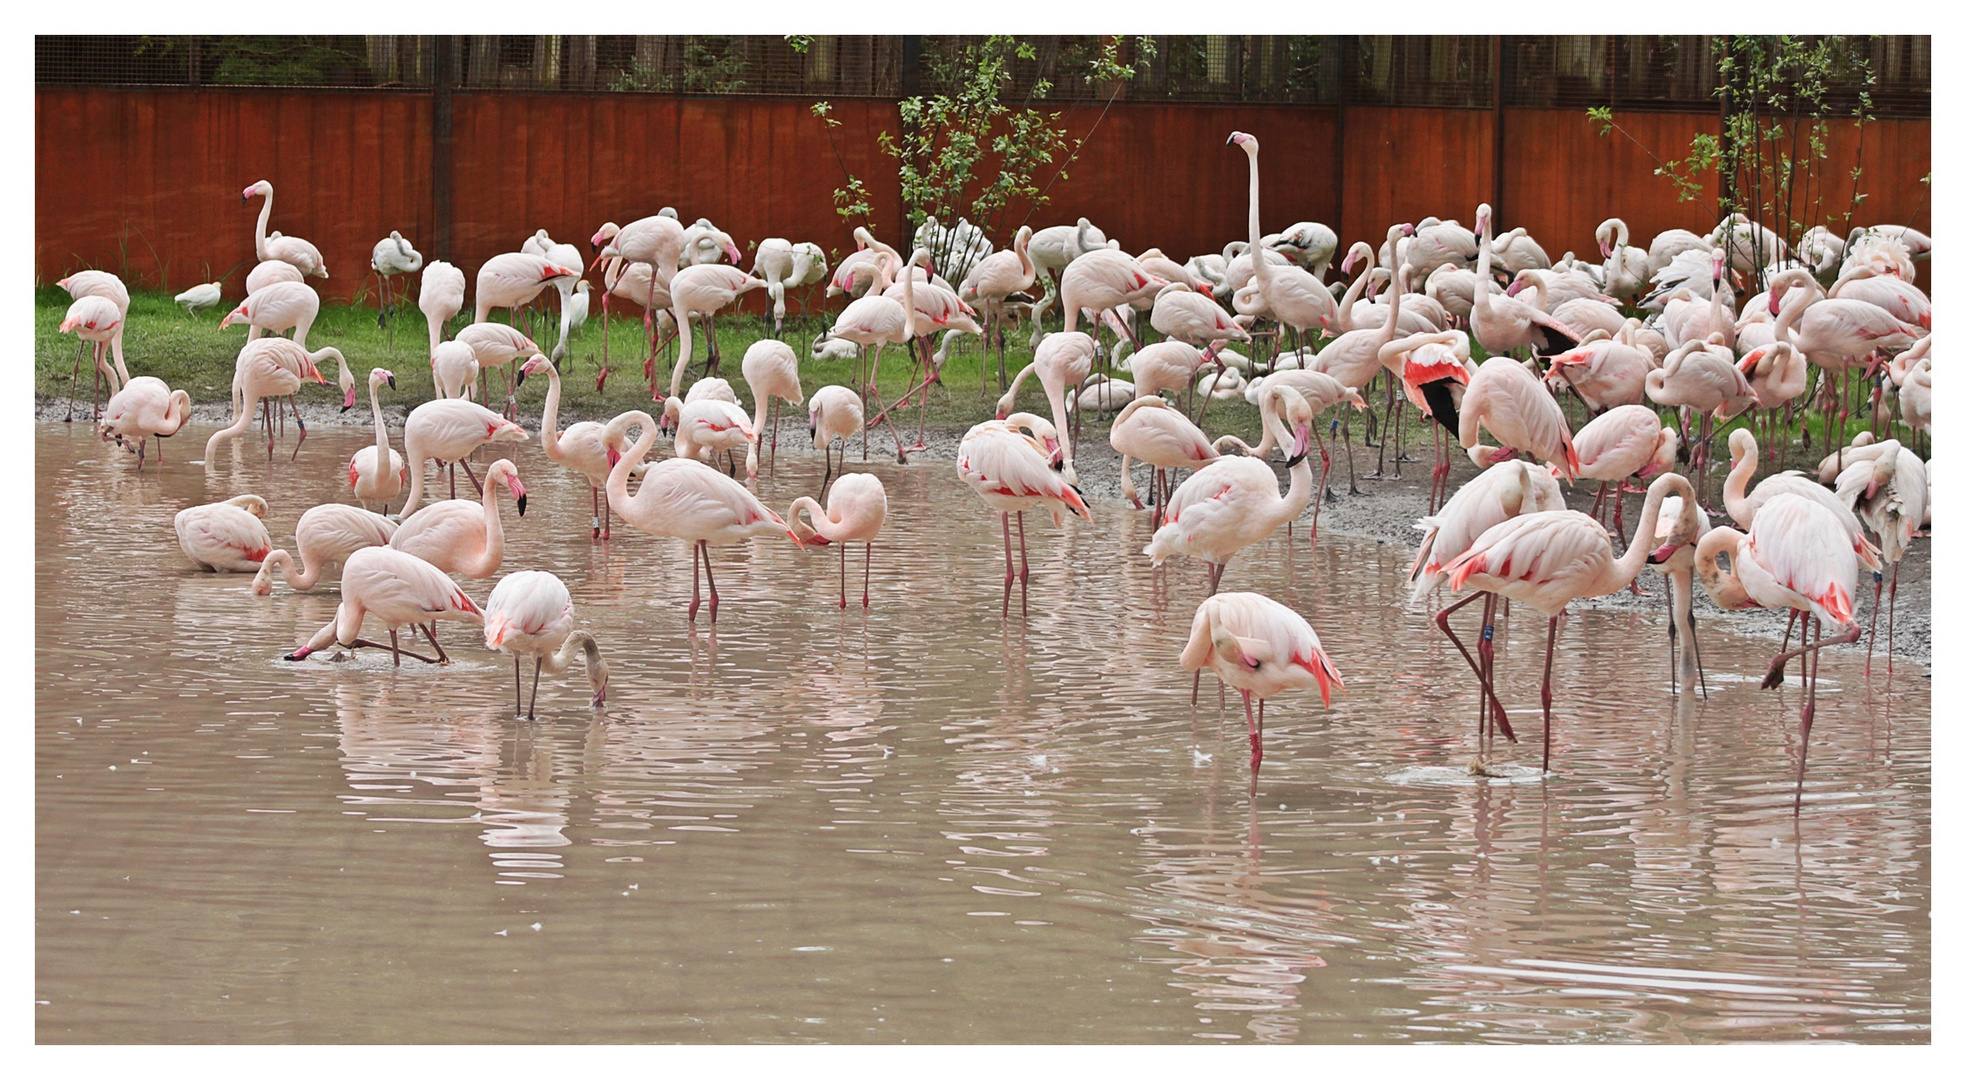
left=1285, top=419, right=1313, bottom=467
left=518, top=354, right=550, bottom=383
left=342, top=383, right=358, bottom=411
left=589, top=222, right=618, bottom=252
left=218, top=304, right=245, bottom=329
left=494, top=463, right=528, bottom=516
left=371, top=368, right=397, bottom=391
left=1505, top=276, right=1527, bottom=297
left=241, top=180, right=268, bottom=204
left=1226, top=131, right=1256, bottom=152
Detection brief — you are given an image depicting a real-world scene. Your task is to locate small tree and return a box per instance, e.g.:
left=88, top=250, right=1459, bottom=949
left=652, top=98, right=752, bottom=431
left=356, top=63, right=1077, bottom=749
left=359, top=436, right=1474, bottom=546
left=1590, top=34, right=1879, bottom=289
left=798, top=35, right=1156, bottom=281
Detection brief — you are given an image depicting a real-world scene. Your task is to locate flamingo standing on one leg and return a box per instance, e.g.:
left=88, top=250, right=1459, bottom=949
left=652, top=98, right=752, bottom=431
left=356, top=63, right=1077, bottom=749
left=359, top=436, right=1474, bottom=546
left=242, top=180, right=328, bottom=278
left=956, top=413, right=1093, bottom=616
left=602, top=410, right=804, bottom=623
left=371, top=230, right=423, bottom=341
left=283, top=547, right=482, bottom=667
left=1693, top=493, right=1863, bottom=811
left=1833, top=440, right=1927, bottom=673
left=788, top=473, right=889, bottom=608
left=1439, top=471, right=1696, bottom=773
left=483, top=570, right=609, bottom=719
left=1179, top=591, right=1345, bottom=775
left=252, top=503, right=399, bottom=595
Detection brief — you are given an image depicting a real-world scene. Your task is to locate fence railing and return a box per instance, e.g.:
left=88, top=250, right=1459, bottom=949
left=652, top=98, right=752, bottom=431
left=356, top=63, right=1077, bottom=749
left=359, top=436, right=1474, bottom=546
left=34, top=35, right=1932, bottom=117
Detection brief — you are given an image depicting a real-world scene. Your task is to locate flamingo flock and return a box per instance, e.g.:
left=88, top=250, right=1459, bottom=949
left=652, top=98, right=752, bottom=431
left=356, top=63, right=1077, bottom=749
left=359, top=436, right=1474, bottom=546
left=52, top=132, right=1931, bottom=814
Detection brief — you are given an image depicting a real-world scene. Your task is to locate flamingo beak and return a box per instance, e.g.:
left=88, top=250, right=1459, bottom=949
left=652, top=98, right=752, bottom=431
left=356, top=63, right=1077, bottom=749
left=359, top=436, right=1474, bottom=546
left=506, top=474, right=528, bottom=515
left=723, top=242, right=742, bottom=265
left=342, top=386, right=357, bottom=411
left=1646, top=542, right=1681, bottom=565
left=1288, top=420, right=1312, bottom=465
left=606, top=446, right=621, bottom=469
left=1505, top=278, right=1526, bottom=297
left=386, top=374, right=397, bottom=390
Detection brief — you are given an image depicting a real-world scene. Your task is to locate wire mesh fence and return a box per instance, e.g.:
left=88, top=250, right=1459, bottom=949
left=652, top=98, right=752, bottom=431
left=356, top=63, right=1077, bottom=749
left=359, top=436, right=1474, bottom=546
left=34, top=34, right=1931, bottom=117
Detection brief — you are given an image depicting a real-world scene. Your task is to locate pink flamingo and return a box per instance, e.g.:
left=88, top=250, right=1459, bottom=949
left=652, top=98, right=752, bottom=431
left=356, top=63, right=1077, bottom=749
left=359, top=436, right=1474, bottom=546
left=1228, top=132, right=1338, bottom=347
left=1645, top=335, right=1758, bottom=493
left=202, top=339, right=333, bottom=462
left=956, top=413, right=1093, bottom=616
left=399, top=397, right=530, bottom=512
left=1145, top=384, right=1316, bottom=593
left=808, top=385, right=865, bottom=498
left=741, top=339, right=804, bottom=479
left=252, top=503, right=398, bottom=595
left=1441, top=471, right=1695, bottom=772
left=1057, top=247, right=1167, bottom=346
left=475, top=252, right=576, bottom=326
left=959, top=224, right=1036, bottom=387
left=58, top=295, right=126, bottom=421
left=245, top=259, right=304, bottom=295
left=55, top=273, right=130, bottom=415
left=1543, top=330, right=1656, bottom=413
left=815, top=249, right=924, bottom=457
left=283, top=547, right=482, bottom=666
left=419, top=260, right=467, bottom=357
left=996, top=330, right=1096, bottom=485
left=672, top=397, right=756, bottom=473
left=1459, top=354, right=1582, bottom=479
left=455, top=321, right=539, bottom=417
left=788, top=473, right=889, bottom=608
left=1469, top=203, right=1582, bottom=357
left=1571, top=404, right=1680, bottom=541
left=483, top=570, right=609, bottom=718
left=1833, top=440, right=1926, bottom=671
left=175, top=494, right=273, bottom=572
left=242, top=180, right=328, bottom=278
left=432, top=341, right=480, bottom=401
left=348, top=367, right=406, bottom=512
left=667, top=264, right=767, bottom=398
left=1384, top=329, right=1472, bottom=512
left=1693, top=493, right=1862, bottom=810
left=1150, top=282, right=1250, bottom=360
left=603, top=410, right=803, bottom=622
left=389, top=458, right=526, bottom=579
left=1180, top=591, right=1344, bottom=774
left=592, top=214, right=688, bottom=373
left=518, top=354, right=630, bottom=540
left=98, top=376, right=190, bottom=470
left=1108, top=396, right=1218, bottom=525
left=220, top=280, right=319, bottom=350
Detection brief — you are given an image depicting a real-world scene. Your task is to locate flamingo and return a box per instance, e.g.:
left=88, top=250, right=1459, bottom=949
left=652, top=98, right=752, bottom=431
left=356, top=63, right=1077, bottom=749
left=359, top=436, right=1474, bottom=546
left=370, top=230, right=423, bottom=338
left=1571, top=404, right=1680, bottom=541
left=58, top=295, right=127, bottom=422
left=807, top=384, right=865, bottom=498
left=1232, top=369, right=1370, bottom=536
left=1833, top=440, right=1926, bottom=671
left=1827, top=271, right=1931, bottom=331
left=1108, top=395, right=1218, bottom=525
left=483, top=570, right=609, bottom=718
left=1542, top=330, right=1656, bottom=414
left=741, top=339, right=804, bottom=479
left=1643, top=493, right=1714, bottom=696
left=1057, top=247, right=1167, bottom=346
left=602, top=410, right=803, bottom=622
left=1658, top=251, right=1736, bottom=350
left=345, top=368, right=407, bottom=513
left=1384, top=329, right=1472, bottom=512
left=244, top=259, right=304, bottom=296
left=1764, top=267, right=1924, bottom=449
left=882, top=271, right=982, bottom=451
left=252, top=504, right=399, bottom=595
left=1440, top=471, right=1695, bottom=772
left=996, top=330, right=1095, bottom=485
left=98, top=376, right=190, bottom=470
left=1125, top=340, right=1208, bottom=405
left=455, top=322, right=541, bottom=418
left=681, top=217, right=744, bottom=267
left=516, top=355, right=630, bottom=540
left=242, top=180, right=328, bottom=278
left=957, top=225, right=1037, bottom=389
left=1150, top=282, right=1250, bottom=360
left=175, top=282, right=223, bottom=315
left=1596, top=218, right=1650, bottom=303
left=667, top=263, right=767, bottom=398
left=389, top=458, right=527, bottom=579
left=1179, top=591, right=1344, bottom=774
left=419, top=260, right=467, bottom=357
left=591, top=214, right=688, bottom=368
left=175, top=494, right=273, bottom=572
left=475, top=252, right=576, bottom=330
left=202, top=339, right=333, bottom=462
left=399, top=397, right=530, bottom=513
left=1305, top=249, right=1410, bottom=488
left=1692, top=493, right=1862, bottom=811
left=1469, top=203, right=1581, bottom=356
left=1645, top=335, right=1758, bottom=493
left=1228, top=131, right=1338, bottom=349
left=814, top=249, right=925, bottom=458
left=956, top=412, right=1093, bottom=616
left=1145, top=383, right=1317, bottom=593
left=672, top=397, right=755, bottom=472
left=788, top=473, right=889, bottom=609
left=219, top=280, right=319, bottom=350
left=1027, top=217, right=1110, bottom=336
left=1459, top=354, right=1581, bottom=479
left=520, top=229, right=587, bottom=362
left=1399, top=218, right=1481, bottom=281
left=283, top=547, right=483, bottom=666
left=432, top=341, right=480, bottom=400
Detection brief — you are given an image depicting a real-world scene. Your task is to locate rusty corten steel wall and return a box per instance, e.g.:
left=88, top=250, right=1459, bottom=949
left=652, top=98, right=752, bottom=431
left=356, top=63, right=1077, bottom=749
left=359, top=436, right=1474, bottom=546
left=37, top=88, right=1933, bottom=308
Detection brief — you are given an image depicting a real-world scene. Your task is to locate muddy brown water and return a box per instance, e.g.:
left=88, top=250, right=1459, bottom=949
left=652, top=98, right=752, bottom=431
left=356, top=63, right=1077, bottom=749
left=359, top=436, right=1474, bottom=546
left=37, top=421, right=1929, bottom=1043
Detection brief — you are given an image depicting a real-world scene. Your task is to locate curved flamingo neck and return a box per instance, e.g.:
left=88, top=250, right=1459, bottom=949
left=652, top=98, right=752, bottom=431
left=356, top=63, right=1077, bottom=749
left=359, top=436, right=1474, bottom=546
left=669, top=300, right=694, bottom=400
left=1609, top=476, right=1690, bottom=589
left=252, top=186, right=273, bottom=261
left=606, top=412, right=661, bottom=511
left=263, top=549, right=318, bottom=591
left=1015, top=229, right=1035, bottom=283
left=1724, top=437, right=1758, bottom=525
left=787, top=495, right=828, bottom=542
left=1278, top=452, right=1315, bottom=521
left=1336, top=265, right=1375, bottom=330
left=538, top=363, right=566, bottom=462
left=465, top=468, right=511, bottom=577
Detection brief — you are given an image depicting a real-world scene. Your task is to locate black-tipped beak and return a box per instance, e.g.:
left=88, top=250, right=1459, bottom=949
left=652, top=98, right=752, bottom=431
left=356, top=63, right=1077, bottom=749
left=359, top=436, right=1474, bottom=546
left=1224, top=134, right=1236, bottom=145
left=386, top=375, right=397, bottom=390
left=515, top=368, right=527, bottom=387
left=340, top=403, right=352, bottom=413
left=516, top=494, right=528, bottom=516
left=1286, top=451, right=1309, bottom=469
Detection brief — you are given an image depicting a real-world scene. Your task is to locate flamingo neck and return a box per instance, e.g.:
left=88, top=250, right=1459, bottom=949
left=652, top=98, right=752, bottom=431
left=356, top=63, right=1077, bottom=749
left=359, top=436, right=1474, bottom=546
left=669, top=301, right=694, bottom=400
left=539, top=365, right=564, bottom=460
left=1610, top=476, right=1690, bottom=588
left=253, top=189, right=273, bottom=261
left=607, top=414, right=661, bottom=509
left=369, top=382, right=389, bottom=458
left=1244, top=146, right=1269, bottom=290
left=1723, top=439, right=1757, bottom=525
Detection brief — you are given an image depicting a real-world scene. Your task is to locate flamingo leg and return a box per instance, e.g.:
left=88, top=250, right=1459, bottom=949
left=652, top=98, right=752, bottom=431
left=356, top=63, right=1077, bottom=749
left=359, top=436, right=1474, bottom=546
left=1016, top=511, right=1030, bottom=617
left=289, top=396, right=308, bottom=462
left=687, top=540, right=703, bottom=622
left=528, top=658, right=543, bottom=721
left=1867, top=569, right=1883, bottom=676
left=1794, top=614, right=1818, bottom=813
left=863, top=541, right=873, bottom=609
left=514, top=655, right=523, bottom=716
left=1435, top=590, right=1516, bottom=746
left=1311, top=422, right=1333, bottom=537
left=591, top=485, right=601, bottom=541
left=1540, top=613, right=1563, bottom=773
left=459, top=458, right=483, bottom=494
left=1762, top=616, right=1860, bottom=689
left=416, top=622, right=450, bottom=664
left=1000, top=511, right=1014, bottom=617
left=839, top=536, right=848, bottom=609
left=1245, top=690, right=1262, bottom=775
left=701, top=540, right=720, bottom=621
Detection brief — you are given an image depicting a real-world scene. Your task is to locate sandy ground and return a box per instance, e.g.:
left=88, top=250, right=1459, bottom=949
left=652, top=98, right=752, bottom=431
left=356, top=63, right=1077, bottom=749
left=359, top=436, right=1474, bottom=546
left=44, top=392, right=1930, bottom=669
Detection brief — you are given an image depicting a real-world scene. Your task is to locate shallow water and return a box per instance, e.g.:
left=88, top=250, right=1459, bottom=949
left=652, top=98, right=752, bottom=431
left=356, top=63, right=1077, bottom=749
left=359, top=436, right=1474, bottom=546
left=37, top=420, right=1930, bottom=1043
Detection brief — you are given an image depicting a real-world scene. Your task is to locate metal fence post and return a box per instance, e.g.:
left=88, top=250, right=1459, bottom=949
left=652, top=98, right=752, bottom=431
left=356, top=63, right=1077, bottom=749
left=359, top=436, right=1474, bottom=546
left=433, top=35, right=454, bottom=257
